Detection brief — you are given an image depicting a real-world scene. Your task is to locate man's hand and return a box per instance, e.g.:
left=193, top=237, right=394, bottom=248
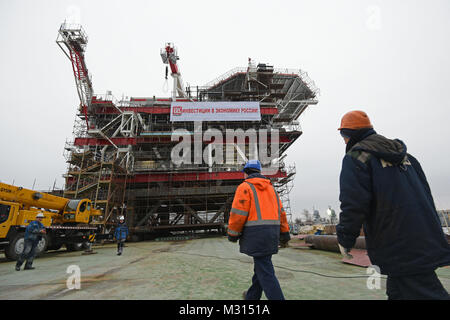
left=338, top=243, right=353, bottom=259
left=279, top=232, right=291, bottom=248
left=228, top=235, right=239, bottom=243
left=279, top=242, right=288, bottom=248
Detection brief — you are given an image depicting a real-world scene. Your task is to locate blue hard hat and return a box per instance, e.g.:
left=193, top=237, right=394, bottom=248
left=243, top=160, right=262, bottom=172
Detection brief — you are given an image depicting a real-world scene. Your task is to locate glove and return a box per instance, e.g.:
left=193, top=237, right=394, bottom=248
left=279, top=232, right=291, bottom=247
left=228, top=235, right=239, bottom=242
left=338, top=243, right=353, bottom=259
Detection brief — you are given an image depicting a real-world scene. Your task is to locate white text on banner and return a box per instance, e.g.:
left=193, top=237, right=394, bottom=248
left=170, top=101, right=261, bottom=122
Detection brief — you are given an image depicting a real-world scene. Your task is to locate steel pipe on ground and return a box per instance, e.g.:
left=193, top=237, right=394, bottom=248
left=305, top=235, right=366, bottom=252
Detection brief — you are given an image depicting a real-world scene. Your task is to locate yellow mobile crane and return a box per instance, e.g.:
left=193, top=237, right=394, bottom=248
left=0, top=182, right=112, bottom=260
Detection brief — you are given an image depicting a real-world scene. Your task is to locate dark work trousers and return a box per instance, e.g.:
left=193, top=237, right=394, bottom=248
left=117, top=239, right=125, bottom=254
left=16, top=239, right=38, bottom=268
left=387, top=270, right=450, bottom=300
left=245, top=255, right=285, bottom=300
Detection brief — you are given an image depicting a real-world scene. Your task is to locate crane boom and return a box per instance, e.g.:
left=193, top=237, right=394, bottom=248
left=0, top=182, right=69, bottom=211
left=56, top=23, right=94, bottom=129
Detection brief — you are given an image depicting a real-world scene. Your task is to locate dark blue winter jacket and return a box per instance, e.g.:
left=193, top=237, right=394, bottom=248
left=24, top=221, right=44, bottom=242
left=336, top=130, right=450, bottom=276
left=114, top=222, right=129, bottom=240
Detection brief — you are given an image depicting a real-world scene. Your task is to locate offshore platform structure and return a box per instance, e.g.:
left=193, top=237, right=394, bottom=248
left=57, top=23, right=319, bottom=238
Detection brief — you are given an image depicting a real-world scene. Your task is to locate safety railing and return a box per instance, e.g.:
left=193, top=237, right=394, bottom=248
left=203, top=67, right=247, bottom=88
left=201, top=66, right=319, bottom=97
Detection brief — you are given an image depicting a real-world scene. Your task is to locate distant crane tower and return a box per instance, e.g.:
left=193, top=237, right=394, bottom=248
left=160, top=43, right=188, bottom=100
left=56, top=23, right=94, bottom=129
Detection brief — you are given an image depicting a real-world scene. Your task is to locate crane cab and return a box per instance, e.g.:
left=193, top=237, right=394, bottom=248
left=62, top=199, right=93, bottom=224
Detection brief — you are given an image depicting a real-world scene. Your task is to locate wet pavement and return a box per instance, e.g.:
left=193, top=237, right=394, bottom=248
left=0, top=236, right=449, bottom=300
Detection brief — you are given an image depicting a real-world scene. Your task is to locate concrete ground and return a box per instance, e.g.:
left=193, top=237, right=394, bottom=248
left=0, top=236, right=449, bottom=300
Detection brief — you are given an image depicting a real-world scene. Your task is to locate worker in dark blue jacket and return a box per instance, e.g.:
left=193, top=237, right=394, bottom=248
left=15, top=212, right=46, bottom=271
left=336, top=110, right=450, bottom=300
left=114, top=216, right=128, bottom=256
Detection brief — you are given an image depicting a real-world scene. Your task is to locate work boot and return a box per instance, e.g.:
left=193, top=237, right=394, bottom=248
left=15, top=264, right=21, bottom=271
left=242, top=290, right=247, bottom=300
left=24, top=263, right=34, bottom=270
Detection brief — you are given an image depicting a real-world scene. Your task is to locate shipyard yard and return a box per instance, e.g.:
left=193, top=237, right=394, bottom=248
left=1, top=236, right=449, bottom=300
left=2, top=1, right=450, bottom=305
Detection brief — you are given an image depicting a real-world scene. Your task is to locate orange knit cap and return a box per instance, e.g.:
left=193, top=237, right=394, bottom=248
left=338, top=110, right=373, bottom=130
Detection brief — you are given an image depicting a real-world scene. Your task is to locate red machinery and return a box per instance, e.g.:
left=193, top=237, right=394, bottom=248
left=160, top=43, right=188, bottom=99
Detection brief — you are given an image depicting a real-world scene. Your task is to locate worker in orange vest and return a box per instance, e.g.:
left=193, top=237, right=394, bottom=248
left=227, top=160, right=290, bottom=300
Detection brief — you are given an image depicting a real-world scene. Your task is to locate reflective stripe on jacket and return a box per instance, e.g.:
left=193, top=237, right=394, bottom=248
left=228, top=175, right=289, bottom=256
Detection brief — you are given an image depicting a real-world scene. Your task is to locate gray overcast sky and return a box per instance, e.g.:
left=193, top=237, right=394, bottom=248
left=1, top=0, right=449, bottom=221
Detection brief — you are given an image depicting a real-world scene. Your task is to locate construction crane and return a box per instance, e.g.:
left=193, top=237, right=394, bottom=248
left=160, top=43, right=188, bottom=100
left=0, top=182, right=112, bottom=260
left=56, top=22, right=94, bottom=129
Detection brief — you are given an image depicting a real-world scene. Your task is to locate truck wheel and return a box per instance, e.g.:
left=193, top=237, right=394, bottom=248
left=35, top=235, right=48, bottom=257
left=4, top=232, right=25, bottom=261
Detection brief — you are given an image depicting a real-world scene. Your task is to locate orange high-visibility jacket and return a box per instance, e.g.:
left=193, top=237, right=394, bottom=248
left=228, top=176, right=289, bottom=256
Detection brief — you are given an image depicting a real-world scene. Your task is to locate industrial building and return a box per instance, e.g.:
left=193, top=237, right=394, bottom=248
left=56, top=23, right=319, bottom=238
